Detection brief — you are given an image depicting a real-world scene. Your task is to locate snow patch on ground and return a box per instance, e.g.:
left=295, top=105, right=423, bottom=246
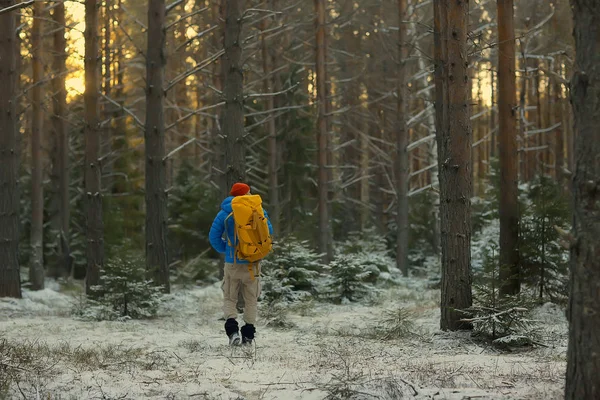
left=0, top=279, right=566, bottom=399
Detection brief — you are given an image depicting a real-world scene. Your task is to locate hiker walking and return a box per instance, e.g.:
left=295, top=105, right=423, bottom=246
left=209, top=183, right=274, bottom=346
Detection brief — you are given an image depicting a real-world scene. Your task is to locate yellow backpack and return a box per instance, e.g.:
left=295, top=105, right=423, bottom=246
left=226, top=195, right=273, bottom=264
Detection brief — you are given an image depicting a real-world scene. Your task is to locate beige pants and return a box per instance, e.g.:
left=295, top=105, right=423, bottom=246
left=222, top=262, right=261, bottom=325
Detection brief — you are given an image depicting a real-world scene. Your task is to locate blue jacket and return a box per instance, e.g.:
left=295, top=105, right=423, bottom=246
left=209, top=196, right=274, bottom=263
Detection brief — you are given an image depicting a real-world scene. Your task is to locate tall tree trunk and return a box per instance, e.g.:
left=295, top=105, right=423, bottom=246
left=209, top=1, right=223, bottom=184
left=315, top=0, right=332, bottom=262
left=563, top=63, right=574, bottom=176
left=221, top=0, right=245, bottom=189
left=497, top=0, right=520, bottom=296
left=434, top=0, right=473, bottom=331
left=260, top=18, right=280, bottom=237
left=102, top=0, right=112, bottom=190
left=0, top=0, right=21, bottom=298
left=519, top=46, right=529, bottom=182
left=145, top=0, right=170, bottom=293
left=490, top=65, right=496, bottom=159
left=565, top=2, right=600, bottom=398
left=477, top=70, right=485, bottom=184
left=113, top=0, right=127, bottom=195
left=553, top=74, right=565, bottom=188
left=415, top=34, right=440, bottom=256
left=360, top=117, right=370, bottom=230
left=51, top=1, right=70, bottom=278
left=84, top=0, right=104, bottom=293
left=30, top=0, right=45, bottom=290
left=396, top=0, right=409, bottom=277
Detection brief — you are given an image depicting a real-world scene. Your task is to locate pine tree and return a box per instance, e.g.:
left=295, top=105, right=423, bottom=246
left=0, top=0, right=21, bottom=298
left=565, top=1, right=600, bottom=397
left=145, top=0, right=170, bottom=292
left=434, top=0, right=473, bottom=331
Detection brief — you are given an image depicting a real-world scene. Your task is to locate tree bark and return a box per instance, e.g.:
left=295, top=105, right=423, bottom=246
left=434, top=0, right=473, bottom=331
left=50, top=0, right=70, bottom=278
left=565, top=2, right=600, bottom=398
left=315, top=0, right=332, bottom=262
left=0, top=0, right=21, bottom=298
left=221, top=0, right=245, bottom=190
left=489, top=66, right=496, bottom=159
left=30, top=0, right=45, bottom=290
left=260, top=17, right=280, bottom=237
left=497, top=0, right=520, bottom=296
left=84, top=0, right=104, bottom=293
left=145, top=0, right=170, bottom=293
left=553, top=74, right=565, bottom=189
left=396, top=0, right=409, bottom=277
left=102, top=0, right=112, bottom=190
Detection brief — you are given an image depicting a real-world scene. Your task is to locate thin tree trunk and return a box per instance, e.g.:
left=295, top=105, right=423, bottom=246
left=434, top=0, right=473, bottom=331
left=360, top=117, right=370, bottom=230
left=519, top=44, right=529, bottom=182
left=30, top=0, right=45, bottom=290
left=0, top=0, right=21, bottom=298
left=102, top=0, right=112, bottom=190
left=113, top=0, right=127, bottom=195
left=477, top=70, right=485, bottom=184
left=145, top=0, right=170, bottom=293
left=535, top=66, right=543, bottom=175
left=221, top=0, right=245, bottom=189
left=490, top=65, right=496, bottom=159
left=315, top=0, right=332, bottom=262
left=553, top=74, right=565, bottom=188
left=563, top=63, right=574, bottom=175
left=565, top=2, right=600, bottom=398
left=84, top=0, right=104, bottom=293
left=260, top=18, right=280, bottom=237
left=416, top=33, right=440, bottom=256
left=396, top=0, right=409, bottom=277
left=497, top=0, right=520, bottom=296
left=51, top=0, right=70, bottom=278
left=210, top=1, right=223, bottom=185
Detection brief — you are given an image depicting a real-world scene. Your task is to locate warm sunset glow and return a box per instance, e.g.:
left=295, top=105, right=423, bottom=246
left=65, top=1, right=85, bottom=102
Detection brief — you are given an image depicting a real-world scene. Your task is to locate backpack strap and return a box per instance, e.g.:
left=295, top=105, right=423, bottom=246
left=224, top=212, right=237, bottom=266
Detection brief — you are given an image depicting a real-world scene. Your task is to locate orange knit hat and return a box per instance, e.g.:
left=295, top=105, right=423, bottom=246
left=230, top=182, right=250, bottom=196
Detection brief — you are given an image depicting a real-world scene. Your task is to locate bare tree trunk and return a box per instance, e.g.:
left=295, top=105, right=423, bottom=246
left=490, top=65, right=496, bottom=159
left=415, top=35, right=440, bottom=256
left=102, top=0, right=112, bottom=191
left=565, top=2, right=600, bottom=398
left=112, top=0, right=127, bottom=195
left=0, top=0, right=21, bottom=298
left=50, top=0, right=70, bottom=279
left=396, top=0, right=409, bottom=277
left=360, top=117, right=370, bottom=230
left=145, top=0, right=170, bottom=293
left=221, top=0, right=245, bottom=190
left=260, top=17, right=280, bottom=237
left=518, top=45, right=529, bottom=182
left=84, top=0, right=104, bottom=293
left=315, top=0, right=332, bottom=262
left=30, top=0, right=45, bottom=290
left=563, top=63, right=574, bottom=176
left=497, top=0, right=520, bottom=296
left=434, top=0, right=473, bottom=331
left=553, top=74, right=565, bottom=188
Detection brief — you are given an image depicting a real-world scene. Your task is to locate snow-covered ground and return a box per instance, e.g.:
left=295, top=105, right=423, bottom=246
left=0, top=279, right=567, bottom=399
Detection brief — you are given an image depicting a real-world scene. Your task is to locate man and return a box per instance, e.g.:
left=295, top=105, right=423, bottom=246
left=209, top=183, right=273, bottom=346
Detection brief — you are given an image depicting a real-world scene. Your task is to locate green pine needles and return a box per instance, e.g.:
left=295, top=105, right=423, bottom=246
left=74, top=256, right=163, bottom=321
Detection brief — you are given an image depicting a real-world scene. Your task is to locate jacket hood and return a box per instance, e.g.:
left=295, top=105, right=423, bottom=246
left=221, top=196, right=234, bottom=213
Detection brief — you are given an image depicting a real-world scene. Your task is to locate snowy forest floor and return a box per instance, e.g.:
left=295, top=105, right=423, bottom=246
left=1, top=279, right=567, bottom=400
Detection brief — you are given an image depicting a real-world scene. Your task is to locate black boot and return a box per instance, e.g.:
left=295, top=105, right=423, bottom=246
left=225, top=318, right=241, bottom=346
left=241, top=324, right=256, bottom=345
